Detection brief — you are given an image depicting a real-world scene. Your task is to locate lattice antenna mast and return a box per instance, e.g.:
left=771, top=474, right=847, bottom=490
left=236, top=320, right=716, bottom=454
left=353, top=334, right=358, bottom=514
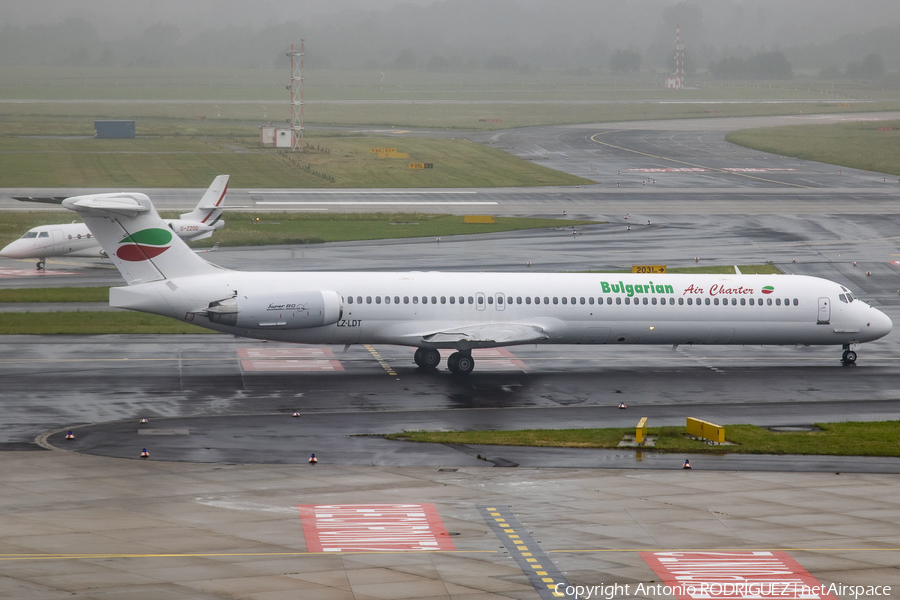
left=675, top=24, right=684, bottom=88
left=287, top=41, right=304, bottom=151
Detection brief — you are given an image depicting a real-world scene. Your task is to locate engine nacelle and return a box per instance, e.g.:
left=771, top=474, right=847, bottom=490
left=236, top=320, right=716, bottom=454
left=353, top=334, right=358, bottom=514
left=165, top=219, right=225, bottom=242
left=205, top=291, right=343, bottom=330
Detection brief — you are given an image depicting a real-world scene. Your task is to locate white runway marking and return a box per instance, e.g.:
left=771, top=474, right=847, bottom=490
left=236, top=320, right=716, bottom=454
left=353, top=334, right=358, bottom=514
left=255, top=201, right=498, bottom=206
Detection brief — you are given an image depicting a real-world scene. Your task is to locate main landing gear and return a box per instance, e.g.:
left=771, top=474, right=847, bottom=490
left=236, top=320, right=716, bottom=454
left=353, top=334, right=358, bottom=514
left=414, top=348, right=474, bottom=375
left=841, top=344, right=857, bottom=365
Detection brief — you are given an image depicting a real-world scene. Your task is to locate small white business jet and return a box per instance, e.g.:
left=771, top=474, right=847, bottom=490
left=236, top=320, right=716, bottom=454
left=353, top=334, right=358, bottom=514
left=62, top=190, right=891, bottom=372
left=1, top=175, right=229, bottom=269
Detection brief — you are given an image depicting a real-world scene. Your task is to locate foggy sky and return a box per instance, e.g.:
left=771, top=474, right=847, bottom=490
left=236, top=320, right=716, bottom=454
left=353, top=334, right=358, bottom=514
left=2, top=0, right=900, bottom=72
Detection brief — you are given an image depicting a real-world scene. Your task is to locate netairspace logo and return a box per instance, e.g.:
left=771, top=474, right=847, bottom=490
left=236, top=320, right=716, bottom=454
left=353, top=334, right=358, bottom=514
left=117, top=228, right=173, bottom=262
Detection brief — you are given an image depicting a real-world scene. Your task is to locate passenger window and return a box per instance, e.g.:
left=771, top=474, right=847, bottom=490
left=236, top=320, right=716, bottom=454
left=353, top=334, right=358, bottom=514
left=394, top=296, right=400, bottom=304
left=749, top=298, right=754, bottom=306
left=441, top=296, right=446, bottom=304
left=488, top=297, right=493, bottom=304
left=588, top=297, right=594, bottom=305
left=616, top=297, right=621, bottom=305
left=413, top=296, right=419, bottom=304
left=431, top=296, right=437, bottom=304
left=687, top=298, right=692, bottom=305
left=386, top=297, right=391, bottom=304
left=705, top=298, right=711, bottom=305
left=68, top=234, right=73, bottom=239
left=793, top=298, right=799, bottom=306
left=517, top=297, right=522, bottom=304
left=553, top=297, right=558, bottom=305
left=497, top=296, right=503, bottom=304
left=477, top=296, right=483, bottom=304
left=544, top=297, right=549, bottom=304
left=404, top=296, right=409, bottom=304
left=713, top=298, right=719, bottom=306
left=561, top=297, right=567, bottom=305
left=366, top=296, right=372, bottom=304
left=571, top=297, right=576, bottom=305
left=775, top=298, right=781, bottom=306
left=526, top=297, right=532, bottom=305
left=459, top=297, right=464, bottom=304
left=625, top=297, right=630, bottom=305
left=580, top=297, right=586, bottom=305
left=731, top=298, right=737, bottom=305
left=651, top=298, right=657, bottom=305
left=347, top=296, right=354, bottom=304
left=607, top=297, right=612, bottom=305
left=468, top=297, right=474, bottom=304
left=376, top=296, right=381, bottom=304
left=450, top=296, right=455, bottom=304
left=740, top=298, right=745, bottom=305
left=679, top=298, right=684, bottom=305
left=642, top=298, right=648, bottom=305
left=767, top=298, right=772, bottom=306
left=424, top=296, right=429, bottom=305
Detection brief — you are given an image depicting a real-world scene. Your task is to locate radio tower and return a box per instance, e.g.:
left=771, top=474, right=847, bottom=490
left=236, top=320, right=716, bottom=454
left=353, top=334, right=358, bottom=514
left=674, top=24, right=684, bottom=89
left=287, top=41, right=304, bottom=151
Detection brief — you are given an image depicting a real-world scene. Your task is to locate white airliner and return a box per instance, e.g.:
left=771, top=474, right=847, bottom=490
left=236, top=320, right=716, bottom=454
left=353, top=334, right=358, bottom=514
left=1, top=175, right=229, bottom=269
left=62, top=191, right=891, bottom=372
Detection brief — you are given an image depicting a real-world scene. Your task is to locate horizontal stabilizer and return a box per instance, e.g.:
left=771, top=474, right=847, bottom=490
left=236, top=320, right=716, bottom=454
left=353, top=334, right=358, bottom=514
left=63, top=194, right=152, bottom=217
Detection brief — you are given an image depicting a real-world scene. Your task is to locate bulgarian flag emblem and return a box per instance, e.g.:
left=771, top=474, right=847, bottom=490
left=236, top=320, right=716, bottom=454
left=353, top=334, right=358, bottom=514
left=761, top=285, right=775, bottom=294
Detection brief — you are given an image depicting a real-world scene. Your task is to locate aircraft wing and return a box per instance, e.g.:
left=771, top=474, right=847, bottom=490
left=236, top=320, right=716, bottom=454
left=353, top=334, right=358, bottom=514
left=12, top=196, right=69, bottom=204
left=421, top=323, right=548, bottom=347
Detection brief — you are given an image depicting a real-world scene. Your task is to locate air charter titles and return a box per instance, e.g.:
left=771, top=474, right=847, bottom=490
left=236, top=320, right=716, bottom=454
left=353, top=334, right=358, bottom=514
left=598, top=280, right=760, bottom=297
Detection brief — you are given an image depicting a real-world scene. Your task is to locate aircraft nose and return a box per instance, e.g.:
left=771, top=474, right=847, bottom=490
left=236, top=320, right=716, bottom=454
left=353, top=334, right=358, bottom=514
left=868, top=308, right=893, bottom=340
left=0, top=240, right=28, bottom=258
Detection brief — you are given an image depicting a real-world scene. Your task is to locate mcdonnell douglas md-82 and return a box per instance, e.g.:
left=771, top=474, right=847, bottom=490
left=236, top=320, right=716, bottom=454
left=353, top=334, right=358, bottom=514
left=62, top=190, right=891, bottom=373
left=1, top=175, right=229, bottom=270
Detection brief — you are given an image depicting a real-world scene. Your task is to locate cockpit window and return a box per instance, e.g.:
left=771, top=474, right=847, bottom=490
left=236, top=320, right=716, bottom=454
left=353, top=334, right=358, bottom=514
left=38, top=231, right=49, bottom=238
left=847, top=292, right=857, bottom=302
left=839, top=294, right=848, bottom=303
left=21, top=232, right=38, bottom=239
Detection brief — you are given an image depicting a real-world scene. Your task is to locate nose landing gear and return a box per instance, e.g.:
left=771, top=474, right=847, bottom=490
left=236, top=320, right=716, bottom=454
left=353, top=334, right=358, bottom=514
left=36, top=258, right=45, bottom=270
left=841, top=345, right=857, bottom=365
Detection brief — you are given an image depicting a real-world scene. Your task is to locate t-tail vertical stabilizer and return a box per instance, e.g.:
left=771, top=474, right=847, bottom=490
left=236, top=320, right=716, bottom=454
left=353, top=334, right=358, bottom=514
left=62, top=192, right=222, bottom=285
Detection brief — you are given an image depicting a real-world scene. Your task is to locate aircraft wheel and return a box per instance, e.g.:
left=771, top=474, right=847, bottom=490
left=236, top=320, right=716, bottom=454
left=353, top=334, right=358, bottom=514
left=447, top=352, right=460, bottom=373
left=454, top=353, right=474, bottom=375
left=414, top=348, right=424, bottom=367
left=841, top=350, right=857, bottom=365
left=420, top=348, right=441, bottom=370
left=36, top=260, right=45, bottom=270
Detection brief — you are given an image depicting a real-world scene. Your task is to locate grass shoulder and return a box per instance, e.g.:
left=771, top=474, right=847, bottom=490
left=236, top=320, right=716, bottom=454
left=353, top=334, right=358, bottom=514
left=0, top=312, right=214, bottom=335
left=386, top=421, right=900, bottom=457
left=726, top=120, right=900, bottom=176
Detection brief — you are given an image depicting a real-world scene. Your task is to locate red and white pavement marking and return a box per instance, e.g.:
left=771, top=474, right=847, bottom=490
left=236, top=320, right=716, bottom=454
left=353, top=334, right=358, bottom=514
left=439, top=348, right=528, bottom=371
left=238, top=347, right=344, bottom=372
left=641, top=551, right=838, bottom=600
left=0, top=268, right=81, bottom=278
left=298, top=504, right=456, bottom=552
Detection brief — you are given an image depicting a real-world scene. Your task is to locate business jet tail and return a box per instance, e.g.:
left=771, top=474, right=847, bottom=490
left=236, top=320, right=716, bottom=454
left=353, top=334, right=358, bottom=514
left=180, top=174, right=229, bottom=225
left=62, top=192, right=223, bottom=285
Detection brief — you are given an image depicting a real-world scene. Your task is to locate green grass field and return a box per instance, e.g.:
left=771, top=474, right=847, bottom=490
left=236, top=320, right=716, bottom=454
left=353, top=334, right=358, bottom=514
left=0, top=212, right=595, bottom=250
left=0, top=135, right=590, bottom=188
left=0, top=312, right=212, bottom=334
left=727, top=119, right=900, bottom=176
left=387, top=421, right=900, bottom=457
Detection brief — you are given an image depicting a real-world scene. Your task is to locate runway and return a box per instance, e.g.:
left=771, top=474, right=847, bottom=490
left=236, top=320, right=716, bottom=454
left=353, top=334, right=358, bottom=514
left=2, top=113, right=900, bottom=599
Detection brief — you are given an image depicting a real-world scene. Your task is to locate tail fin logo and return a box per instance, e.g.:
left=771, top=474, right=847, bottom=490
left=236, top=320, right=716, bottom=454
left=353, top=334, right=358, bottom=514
left=116, top=228, right=173, bottom=262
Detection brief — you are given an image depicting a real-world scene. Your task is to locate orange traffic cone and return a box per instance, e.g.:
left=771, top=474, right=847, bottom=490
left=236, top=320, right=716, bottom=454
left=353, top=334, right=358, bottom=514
left=682, top=459, right=692, bottom=469
left=308, top=454, right=318, bottom=465
left=140, top=448, right=149, bottom=458
left=65, top=431, right=74, bottom=440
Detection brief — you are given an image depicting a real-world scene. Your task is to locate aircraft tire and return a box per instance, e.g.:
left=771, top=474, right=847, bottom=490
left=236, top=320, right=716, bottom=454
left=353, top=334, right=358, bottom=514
left=842, top=350, right=857, bottom=365
left=414, top=348, right=424, bottom=367
left=420, top=349, right=441, bottom=370
left=36, top=260, right=45, bottom=270
left=455, top=353, right=474, bottom=375
left=447, top=352, right=460, bottom=373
